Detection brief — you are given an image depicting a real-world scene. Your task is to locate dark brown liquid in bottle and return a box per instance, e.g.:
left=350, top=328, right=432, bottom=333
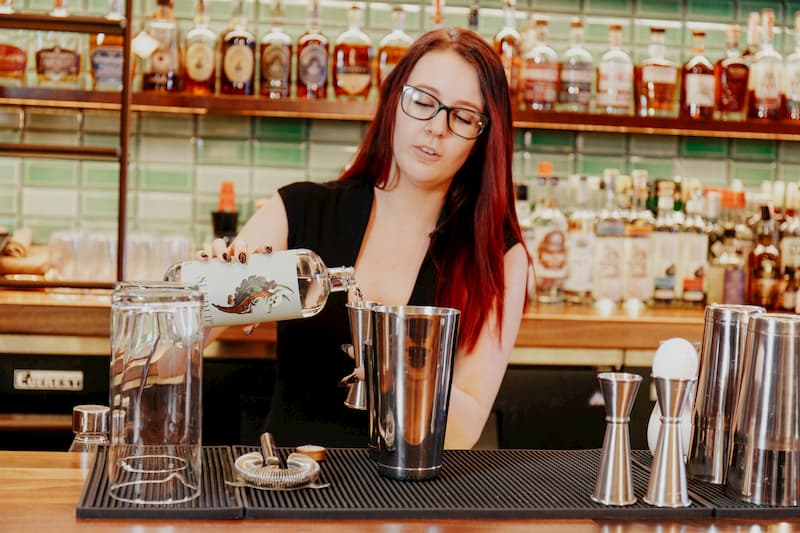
left=333, top=42, right=372, bottom=99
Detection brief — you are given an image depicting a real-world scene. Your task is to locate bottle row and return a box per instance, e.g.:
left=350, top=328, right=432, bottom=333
left=521, top=164, right=800, bottom=312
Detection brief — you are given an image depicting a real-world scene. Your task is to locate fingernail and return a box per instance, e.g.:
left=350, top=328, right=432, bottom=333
left=238, top=252, right=247, bottom=263
left=198, top=251, right=208, bottom=260
left=243, top=325, right=255, bottom=336
left=222, top=252, right=230, bottom=262
left=264, top=245, right=273, bottom=254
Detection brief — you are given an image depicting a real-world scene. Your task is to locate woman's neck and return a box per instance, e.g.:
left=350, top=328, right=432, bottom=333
left=376, top=181, right=447, bottom=232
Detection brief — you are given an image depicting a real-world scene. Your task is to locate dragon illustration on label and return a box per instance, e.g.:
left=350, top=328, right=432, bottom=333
left=213, top=275, right=294, bottom=315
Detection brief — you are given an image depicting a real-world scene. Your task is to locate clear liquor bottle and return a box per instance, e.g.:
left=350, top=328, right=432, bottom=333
left=36, top=0, right=82, bottom=88
left=681, top=30, right=715, bottom=120
left=377, top=7, right=412, bottom=90
left=678, top=191, right=709, bottom=305
left=90, top=0, right=125, bottom=91
left=183, top=0, right=217, bottom=96
left=592, top=169, right=625, bottom=303
left=715, top=25, right=749, bottom=121
left=259, top=0, right=292, bottom=99
left=651, top=181, right=679, bottom=305
left=220, top=0, right=255, bottom=96
left=557, top=18, right=592, bottom=113
left=141, top=0, right=180, bottom=92
left=742, top=11, right=761, bottom=63
left=297, top=0, right=329, bottom=100
left=634, top=27, right=678, bottom=117
left=596, top=24, right=633, bottom=115
left=622, top=170, right=654, bottom=303
left=780, top=189, right=800, bottom=272
left=747, top=205, right=781, bottom=309
left=748, top=8, right=782, bottom=120
left=0, top=0, right=27, bottom=87
left=334, top=4, right=373, bottom=100
left=784, top=11, right=800, bottom=120
left=530, top=161, right=567, bottom=304
left=707, top=227, right=746, bottom=305
left=564, top=175, right=595, bottom=304
left=521, top=18, right=558, bottom=111
left=493, top=0, right=521, bottom=107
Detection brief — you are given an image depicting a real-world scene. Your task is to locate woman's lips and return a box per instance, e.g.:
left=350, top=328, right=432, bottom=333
left=413, top=144, right=441, bottom=161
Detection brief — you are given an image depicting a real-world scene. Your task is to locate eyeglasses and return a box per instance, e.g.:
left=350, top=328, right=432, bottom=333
left=400, top=85, right=489, bottom=140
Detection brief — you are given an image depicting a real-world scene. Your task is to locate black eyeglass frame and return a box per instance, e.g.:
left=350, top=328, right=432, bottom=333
left=399, top=84, right=489, bottom=140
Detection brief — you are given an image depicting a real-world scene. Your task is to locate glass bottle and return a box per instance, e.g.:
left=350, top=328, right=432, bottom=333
left=183, top=0, right=217, bottom=96
left=36, top=0, right=82, bottom=88
left=377, top=6, right=412, bottom=90
left=164, top=249, right=358, bottom=327
left=678, top=191, right=709, bottom=305
left=680, top=30, right=715, bottom=120
left=715, top=25, right=749, bottom=121
left=220, top=0, right=255, bottom=96
left=468, top=2, right=479, bottom=33
left=564, top=175, right=595, bottom=304
left=557, top=18, right=592, bottom=113
left=707, top=227, right=746, bottom=305
left=141, top=0, right=180, bottom=92
left=297, top=0, right=329, bottom=100
left=0, top=0, right=27, bottom=87
left=651, top=181, right=679, bottom=305
left=747, top=205, right=781, bottom=309
left=259, top=0, right=292, bottom=99
left=530, top=161, right=567, bottom=303
left=742, top=11, right=761, bottom=63
left=493, top=0, right=521, bottom=107
left=748, top=8, right=782, bottom=120
left=784, top=11, right=800, bottom=120
left=68, top=405, right=110, bottom=478
left=90, top=0, right=124, bottom=91
left=333, top=4, right=373, bottom=100
left=431, top=0, right=444, bottom=29
left=596, top=24, right=633, bottom=115
left=622, top=170, right=653, bottom=303
left=593, top=169, right=625, bottom=303
left=780, top=266, right=798, bottom=312
left=521, top=17, right=558, bottom=111
left=634, top=27, right=677, bottom=117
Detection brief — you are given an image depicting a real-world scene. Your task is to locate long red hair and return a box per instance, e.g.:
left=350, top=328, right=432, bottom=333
left=340, top=28, right=526, bottom=351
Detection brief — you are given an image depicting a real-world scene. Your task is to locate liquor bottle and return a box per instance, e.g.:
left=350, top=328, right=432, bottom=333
left=592, top=169, right=625, bottom=303
left=220, top=0, right=255, bottom=96
left=164, top=249, right=357, bottom=327
left=431, top=0, right=444, bottom=29
left=651, top=181, right=679, bottom=304
left=678, top=192, right=709, bottom=305
left=141, top=0, right=180, bottom=92
left=780, top=266, right=798, bottom=312
left=90, top=0, right=125, bottom=91
left=634, top=27, right=678, bottom=117
left=530, top=161, right=567, bottom=303
left=784, top=11, right=800, bottom=120
left=557, top=18, right=592, bottom=113
left=596, top=24, right=633, bottom=115
left=733, top=190, right=754, bottom=261
left=748, top=8, right=782, bottom=120
left=0, top=0, right=27, bottom=87
left=564, top=175, right=595, bottom=304
left=707, top=227, right=746, bottom=305
left=493, top=0, right=521, bottom=107
left=297, top=0, right=329, bottom=100
left=780, top=197, right=800, bottom=272
left=680, top=30, right=715, bottom=120
left=36, top=1, right=82, bottom=88
left=742, top=11, right=761, bottom=62
left=747, top=205, right=781, bottom=309
left=183, top=0, right=217, bottom=96
left=377, top=7, right=412, bottom=90
left=521, top=18, right=558, bottom=111
left=333, top=4, right=373, bottom=100
left=622, top=170, right=653, bottom=303
left=468, top=2, right=479, bottom=33
left=515, top=182, right=531, bottom=228
left=715, top=25, right=749, bottom=121
left=259, top=0, right=292, bottom=99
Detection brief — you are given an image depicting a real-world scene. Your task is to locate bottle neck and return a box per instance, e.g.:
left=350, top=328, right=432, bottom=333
left=308, top=1, right=321, bottom=32
left=391, top=10, right=405, bottom=32
left=692, top=35, right=706, bottom=56
left=106, top=0, right=122, bottom=19
left=608, top=29, right=622, bottom=50
left=328, top=266, right=356, bottom=293
left=569, top=26, right=584, bottom=47
left=534, top=23, right=548, bottom=46
left=503, top=4, right=516, bottom=30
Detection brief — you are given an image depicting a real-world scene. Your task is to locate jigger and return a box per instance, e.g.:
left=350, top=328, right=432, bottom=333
left=644, top=376, right=696, bottom=508
left=345, top=303, right=376, bottom=411
left=592, top=372, right=642, bottom=506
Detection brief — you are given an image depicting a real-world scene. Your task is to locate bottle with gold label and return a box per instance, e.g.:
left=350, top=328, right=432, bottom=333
left=634, top=27, right=678, bottom=117
left=90, top=0, right=125, bottom=91
left=0, top=0, right=28, bottom=87
left=377, top=6, right=412, bottom=91
left=183, top=0, right=217, bottom=95
left=259, top=0, right=292, bottom=99
left=333, top=4, right=373, bottom=100
left=141, top=0, right=180, bottom=92
left=220, top=0, right=255, bottom=95
left=297, top=0, right=328, bottom=100
left=36, top=0, right=82, bottom=88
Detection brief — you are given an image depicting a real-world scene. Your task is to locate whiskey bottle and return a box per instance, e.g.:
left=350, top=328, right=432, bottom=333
left=596, top=24, right=633, bottom=115
left=748, top=8, right=782, bottom=120
left=715, top=25, right=749, bottom=121
left=530, top=161, right=566, bottom=304
left=90, top=0, right=125, bottom=91
left=592, top=169, right=625, bottom=303
left=680, top=30, right=715, bottom=120
left=377, top=6, right=412, bottom=90
left=333, top=4, right=373, bottom=100
left=622, top=170, right=653, bottom=303
left=220, top=0, right=255, bottom=96
left=36, top=0, right=82, bottom=88
left=784, top=11, right=800, bottom=120
left=707, top=227, right=745, bottom=305
left=297, top=0, right=329, bottom=100
left=747, top=205, right=781, bottom=309
left=259, top=0, right=292, bottom=99
left=521, top=17, right=558, bottom=111
left=493, top=0, right=521, bottom=107
left=634, top=27, right=678, bottom=117
left=0, top=0, right=27, bottom=87
left=183, top=0, right=217, bottom=96
left=557, top=18, right=592, bottom=113
left=141, top=0, right=180, bottom=92
left=564, top=175, right=595, bottom=304
left=651, top=181, right=679, bottom=305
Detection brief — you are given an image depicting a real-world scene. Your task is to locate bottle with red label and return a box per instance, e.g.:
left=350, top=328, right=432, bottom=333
left=0, top=0, right=27, bottom=87
left=333, top=4, right=373, bottom=100
left=220, top=0, right=255, bottom=95
left=530, top=161, right=567, bottom=304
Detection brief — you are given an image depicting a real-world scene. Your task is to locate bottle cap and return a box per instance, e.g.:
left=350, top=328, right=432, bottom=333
left=538, top=160, right=553, bottom=176
left=72, top=404, right=110, bottom=434
left=217, top=181, right=237, bottom=212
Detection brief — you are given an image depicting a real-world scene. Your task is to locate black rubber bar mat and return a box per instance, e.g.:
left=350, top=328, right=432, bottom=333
left=232, top=446, right=711, bottom=519
left=76, top=446, right=242, bottom=519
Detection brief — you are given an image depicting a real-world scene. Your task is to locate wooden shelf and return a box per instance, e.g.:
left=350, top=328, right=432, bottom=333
left=0, top=12, right=125, bottom=35
left=0, top=142, right=119, bottom=161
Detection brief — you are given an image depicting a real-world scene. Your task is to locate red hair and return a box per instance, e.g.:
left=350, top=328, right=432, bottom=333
left=341, top=28, right=527, bottom=351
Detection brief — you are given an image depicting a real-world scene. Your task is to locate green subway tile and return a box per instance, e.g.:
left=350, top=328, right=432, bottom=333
left=682, top=27, right=727, bottom=50
left=0, top=157, right=20, bottom=184
left=307, top=169, right=340, bottom=183
left=139, top=165, right=193, bottom=191
left=84, top=110, right=124, bottom=133
left=196, top=138, right=252, bottom=165
left=254, top=117, right=309, bottom=142
left=0, top=130, right=21, bottom=142
left=22, top=187, right=78, bottom=217
left=526, top=130, right=576, bottom=152
left=25, top=219, right=76, bottom=244
left=0, top=108, right=21, bottom=130
left=687, top=0, right=735, bottom=21
left=630, top=135, right=678, bottom=157
left=0, top=188, right=17, bottom=213
left=140, top=113, right=194, bottom=137
left=516, top=130, right=529, bottom=151
left=730, top=161, right=776, bottom=186
left=633, top=24, right=683, bottom=47
left=576, top=155, right=627, bottom=176
left=139, top=136, right=193, bottom=163
left=207, top=0, right=255, bottom=21
left=23, top=160, right=79, bottom=187
left=524, top=153, right=576, bottom=178
left=636, top=1, right=682, bottom=18
left=779, top=163, right=800, bottom=181
left=26, top=0, right=53, bottom=11
left=680, top=137, right=728, bottom=159
left=730, top=139, right=777, bottom=162
left=86, top=0, right=109, bottom=15
left=579, top=133, right=627, bottom=155
left=586, top=22, right=631, bottom=45
left=779, top=141, right=800, bottom=163
left=533, top=0, right=581, bottom=11
left=26, top=110, right=79, bottom=131
left=0, top=216, right=17, bottom=231
left=24, top=131, right=79, bottom=146
left=134, top=220, right=194, bottom=235
left=680, top=159, right=729, bottom=185
left=512, top=152, right=525, bottom=180
left=308, top=143, right=357, bottom=171
left=194, top=197, right=219, bottom=222
left=584, top=0, right=633, bottom=15
left=739, top=1, right=784, bottom=24
left=254, top=141, right=307, bottom=168
left=195, top=165, right=251, bottom=194
left=309, top=120, right=364, bottom=143
left=197, top=115, right=252, bottom=138
left=252, top=168, right=307, bottom=196
left=81, top=191, right=119, bottom=218
left=80, top=219, right=118, bottom=231
left=84, top=133, right=120, bottom=149
left=82, top=162, right=120, bottom=188
left=629, top=157, right=677, bottom=180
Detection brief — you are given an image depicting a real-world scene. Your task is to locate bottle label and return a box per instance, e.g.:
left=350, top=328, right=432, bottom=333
left=642, top=65, right=677, bottom=84
left=181, top=253, right=303, bottom=327
left=0, top=44, right=26, bottom=76
left=299, top=42, right=328, bottom=88
left=91, top=45, right=123, bottom=87
left=223, top=43, right=254, bottom=84
left=186, top=41, right=215, bottom=82
left=622, top=236, right=650, bottom=301
left=36, top=47, right=79, bottom=80
left=685, top=73, right=715, bottom=107
left=149, top=46, right=175, bottom=74
left=592, top=236, right=623, bottom=301
left=597, top=63, right=633, bottom=107
left=722, top=266, right=745, bottom=304
left=679, top=232, right=708, bottom=301
left=565, top=231, right=594, bottom=293
left=753, top=62, right=781, bottom=103
left=781, top=236, right=800, bottom=269
left=261, top=43, right=291, bottom=90
left=336, top=64, right=371, bottom=95
left=522, top=60, right=559, bottom=104
left=785, top=63, right=800, bottom=101
left=651, top=232, right=679, bottom=301
left=558, top=63, right=592, bottom=104
left=532, top=226, right=566, bottom=289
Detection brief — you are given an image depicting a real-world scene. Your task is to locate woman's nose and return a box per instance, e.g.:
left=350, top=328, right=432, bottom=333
left=427, top=108, right=448, bottom=136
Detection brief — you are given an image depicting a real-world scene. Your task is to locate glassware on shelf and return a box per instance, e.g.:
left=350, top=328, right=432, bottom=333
left=784, top=11, right=800, bottom=120
left=183, top=0, right=217, bottom=96
left=715, top=25, right=749, bottom=121
left=596, top=24, right=633, bottom=115
left=141, top=0, right=180, bottom=92
left=36, top=0, right=82, bottom=88
left=220, top=0, right=255, bottom=96
left=90, top=0, right=125, bottom=91
left=259, top=0, right=292, bottom=99
left=493, top=0, right=521, bottom=107
left=520, top=17, right=558, bottom=111
left=634, top=27, right=678, bottom=118
left=681, top=30, right=715, bottom=120
left=0, top=0, right=27, bottom=87
left=748, top=8, right=782, bottom=120
left=557, top=18, right=592, bottom=114
left=333, top=4, right=373, bottom=100
left=377, top=6, right=412, bottom=90
left=297, top=0, right=329, bottom=100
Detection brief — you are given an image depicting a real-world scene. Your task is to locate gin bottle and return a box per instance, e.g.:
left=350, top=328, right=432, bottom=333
left=141, top=0, right=180, bottom=92
left=557, top=18, right=592, bottom=113
left=259, top=0, right=292, bottom=99
left=297, top=0, right=329, bottom=100
left=220, top=0, right=255, bottom=95
left=530, top=161, right=566, bottom=304
left=377, top=7, right=412, bottom=90
left=183, top=0, right=217, bottom=96
left=0, top=0, right=27, bottom=87
left=90, top=0, right=125, bottom=91
left=333, top=4, right=373, bottom=100
left=634, top=27, right=677, bottom=117
left=784, top=11, right=800, bottom=120
left=748, top=8, right=782, bottom=120
left=596, top=24, right=633, bottom=115
left=493, top=0, right=521, bottom=107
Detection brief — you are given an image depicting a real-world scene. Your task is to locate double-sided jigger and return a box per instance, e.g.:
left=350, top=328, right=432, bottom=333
left=592, top=372, right=642, bottom=506
left=644, top=376, right=697, bottom=508
left=345, top=302, right=379, bottom=458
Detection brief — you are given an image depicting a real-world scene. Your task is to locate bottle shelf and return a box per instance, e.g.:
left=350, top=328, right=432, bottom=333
left=0, top=12, right=125, bottom=35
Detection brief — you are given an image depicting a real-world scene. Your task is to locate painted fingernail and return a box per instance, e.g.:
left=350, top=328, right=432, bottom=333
left=222, top=252, right=230, bottom=262
left=198, top=251, right=208, bottom=259
left=340, top=343, right=352, bottom=354
left=264, top=245, right=273, bottom=254
left=239, top=252, right=247, bottom=263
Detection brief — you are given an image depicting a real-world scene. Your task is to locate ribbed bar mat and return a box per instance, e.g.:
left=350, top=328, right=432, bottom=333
left=232, top=446, right=711, bottom=519
left=632, top=450, right=800, bottom=519
left=76, top=446, right=242, bottom=519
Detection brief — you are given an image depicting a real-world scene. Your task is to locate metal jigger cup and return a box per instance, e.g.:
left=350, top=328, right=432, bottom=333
left=592, top=372, right=642, bottom=506
left=345, top=303, right=375, bottom=411
left=644, top=376, right=697, bottom=508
